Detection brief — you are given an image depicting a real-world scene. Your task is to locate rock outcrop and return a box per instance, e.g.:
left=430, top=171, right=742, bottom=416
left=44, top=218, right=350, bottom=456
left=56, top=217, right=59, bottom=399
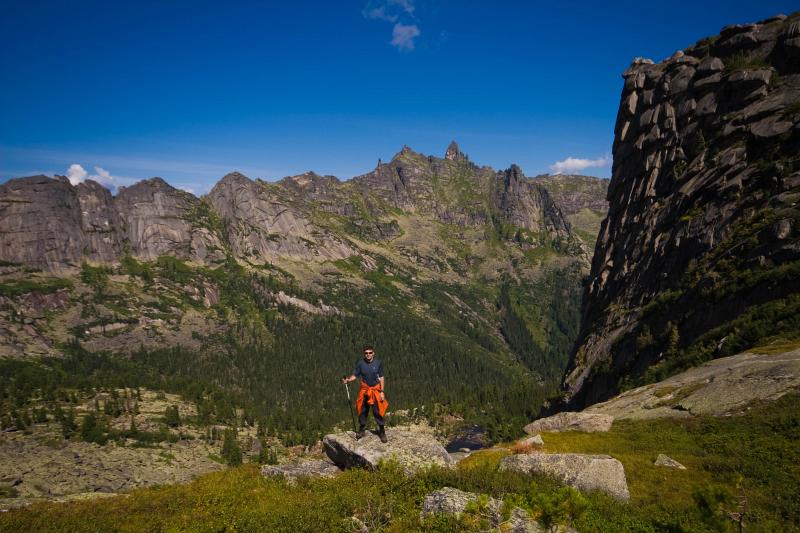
left=322, top=426, right=454, bottom=473
left=584, top=347, right=800, bottom=419
left=500, top=453, right=630, bottom=501
left=654, top=454, right=686, bottom=469
left=521, top=434, right=544, bottom=447
left=563, top=14, right=800, bottom=408
left=261, top=459, right=341, bottom=483
left=523, top=412, right=614, bottom=434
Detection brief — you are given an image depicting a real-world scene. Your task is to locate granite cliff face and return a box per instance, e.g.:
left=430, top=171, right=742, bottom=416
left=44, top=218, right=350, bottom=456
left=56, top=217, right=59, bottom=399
left=115, top=178, right=226, bottom=263
left=563, top=14, right=800, bottom=408
left=0, top=176, right=227, bottom=268
left=0, top=176, right=122, bottom=270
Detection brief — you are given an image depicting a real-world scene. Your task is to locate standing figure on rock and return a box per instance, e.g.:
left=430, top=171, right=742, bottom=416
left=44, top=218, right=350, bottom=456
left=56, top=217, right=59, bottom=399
left=341, top=345, right=389, bottom=442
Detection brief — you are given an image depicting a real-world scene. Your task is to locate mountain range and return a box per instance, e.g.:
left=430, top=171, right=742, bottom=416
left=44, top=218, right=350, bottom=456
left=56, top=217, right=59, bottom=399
left=0, top=143, right=608, bottom=441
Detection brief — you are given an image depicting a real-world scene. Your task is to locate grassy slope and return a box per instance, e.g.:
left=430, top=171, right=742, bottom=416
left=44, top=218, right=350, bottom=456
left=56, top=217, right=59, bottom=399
left=4, top=393, right=797, bottom=532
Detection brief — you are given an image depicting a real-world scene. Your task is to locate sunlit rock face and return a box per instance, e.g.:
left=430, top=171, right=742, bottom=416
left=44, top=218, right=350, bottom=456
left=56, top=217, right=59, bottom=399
left=563, top=14, right=800, bottom=408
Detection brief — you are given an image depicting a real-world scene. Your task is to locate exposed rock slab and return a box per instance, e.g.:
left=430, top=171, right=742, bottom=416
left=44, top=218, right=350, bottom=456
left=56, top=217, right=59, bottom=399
left=323, top=426, right=454, bottom=473
left=500, top=453, right=630, bottom=501
left=584, top=349, right=800, bottom=420
left=524, top=412, right=614, bottom=434
left=261, top=459, right=341, bottom=483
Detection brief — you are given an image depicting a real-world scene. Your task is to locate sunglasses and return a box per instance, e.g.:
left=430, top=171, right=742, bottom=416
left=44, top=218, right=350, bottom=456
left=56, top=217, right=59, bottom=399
left=364, top=351, right=374, bottom=355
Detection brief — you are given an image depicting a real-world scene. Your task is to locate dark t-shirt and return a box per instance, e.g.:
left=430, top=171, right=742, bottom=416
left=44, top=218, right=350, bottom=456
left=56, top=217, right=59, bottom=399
left=354, top=358, right=384, bottom=387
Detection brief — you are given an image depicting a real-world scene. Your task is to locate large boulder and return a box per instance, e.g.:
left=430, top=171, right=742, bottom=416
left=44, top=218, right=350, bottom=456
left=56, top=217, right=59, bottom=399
left=323, top=426, right=454, bottom=473
left=524, top=412, right=614, bottom=434
left=261, top=459, right=341, bottom=484
left=420, top=487, right=543, bottom=532
left=500, top=453, right=630, bottom=501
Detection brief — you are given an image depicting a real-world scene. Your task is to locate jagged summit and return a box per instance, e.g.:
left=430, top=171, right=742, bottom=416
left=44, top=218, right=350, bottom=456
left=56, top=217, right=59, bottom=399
left=215, top=171, right=253, bottom=187
left=116, top=176, right=183, bottom=196
left=444, top=140, right=467, bottom=162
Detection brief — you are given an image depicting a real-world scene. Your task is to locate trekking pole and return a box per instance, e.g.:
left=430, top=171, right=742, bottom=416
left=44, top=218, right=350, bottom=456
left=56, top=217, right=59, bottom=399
left=342, top=378, right=358, bottom=435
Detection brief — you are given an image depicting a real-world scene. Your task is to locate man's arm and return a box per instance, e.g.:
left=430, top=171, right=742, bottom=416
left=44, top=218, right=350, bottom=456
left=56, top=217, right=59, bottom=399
left=378, top=359, right=385, bottom=398
left=342, top=362, right=359, bottom=384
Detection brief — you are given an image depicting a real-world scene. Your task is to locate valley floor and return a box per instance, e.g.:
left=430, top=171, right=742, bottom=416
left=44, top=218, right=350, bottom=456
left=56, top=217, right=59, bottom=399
left=2, top=392, right=798, bottom=532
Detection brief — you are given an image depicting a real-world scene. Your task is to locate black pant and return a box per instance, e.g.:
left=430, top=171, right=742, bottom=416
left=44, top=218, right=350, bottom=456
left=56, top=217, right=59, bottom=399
left=358, top=399, right=384, bottom=429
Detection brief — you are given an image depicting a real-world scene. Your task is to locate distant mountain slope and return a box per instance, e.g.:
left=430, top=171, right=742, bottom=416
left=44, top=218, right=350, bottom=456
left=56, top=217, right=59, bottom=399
left=562, top=13, right=800, bottom=409
left=532, top=174, right=609, bottom=246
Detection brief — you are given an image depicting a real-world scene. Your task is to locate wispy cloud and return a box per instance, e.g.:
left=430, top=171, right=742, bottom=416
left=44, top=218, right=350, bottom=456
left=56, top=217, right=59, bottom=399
left=364, top=0, right=420, bottom=51
left=549, top=156, right=610, bottom=175
left=364, top=5, right=398, bottom=22
left=391, top=23, right=421, bottom=51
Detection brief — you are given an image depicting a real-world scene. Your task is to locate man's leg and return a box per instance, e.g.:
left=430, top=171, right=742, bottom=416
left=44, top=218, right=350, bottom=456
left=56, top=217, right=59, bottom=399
left=372, top=403, right=387, bottom=442
left=356, top=400, right=369, bottom=439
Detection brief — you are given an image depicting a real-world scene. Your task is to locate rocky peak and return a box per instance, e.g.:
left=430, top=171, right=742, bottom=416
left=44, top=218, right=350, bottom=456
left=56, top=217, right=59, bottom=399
left=444, top=140, right=467, bottom=162
left=217, top=172, right=252, bottom=186
left=279, top=171, right=340, bottom=191
left=501, top=164, right=524, bottom=188
left=115, top=176, right=224, bottom=262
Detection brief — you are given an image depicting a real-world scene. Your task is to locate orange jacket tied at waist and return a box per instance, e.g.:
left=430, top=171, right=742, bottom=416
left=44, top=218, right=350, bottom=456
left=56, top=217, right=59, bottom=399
left=355, top=380, right=388, bottom=417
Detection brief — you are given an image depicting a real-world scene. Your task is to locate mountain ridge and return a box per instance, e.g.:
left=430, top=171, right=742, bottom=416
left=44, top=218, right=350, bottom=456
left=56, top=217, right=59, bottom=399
left=0, top=143, right=603, bottom=274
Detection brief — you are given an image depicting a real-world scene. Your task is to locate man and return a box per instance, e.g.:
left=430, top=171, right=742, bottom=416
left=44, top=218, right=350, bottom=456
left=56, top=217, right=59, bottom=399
left=341, top=345, right=388, bottom=442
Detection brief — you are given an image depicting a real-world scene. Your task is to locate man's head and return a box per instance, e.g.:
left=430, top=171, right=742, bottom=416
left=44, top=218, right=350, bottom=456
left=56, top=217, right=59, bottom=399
left=363, top=345, right=375, bottom=362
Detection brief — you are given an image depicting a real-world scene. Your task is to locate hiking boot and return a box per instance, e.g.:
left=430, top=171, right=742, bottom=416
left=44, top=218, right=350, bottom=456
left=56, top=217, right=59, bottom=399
left=378, top=428, right=388, bottom=443
left=355, top=427, right=366, bottom=440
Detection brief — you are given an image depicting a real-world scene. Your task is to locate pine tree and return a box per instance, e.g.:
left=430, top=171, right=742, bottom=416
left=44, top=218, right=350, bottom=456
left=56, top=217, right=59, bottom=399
left=164, top=405, right=180, bottom=427
left=61, top=409, right=77, bottom=439
left=221, top=429, right=242, bottom=466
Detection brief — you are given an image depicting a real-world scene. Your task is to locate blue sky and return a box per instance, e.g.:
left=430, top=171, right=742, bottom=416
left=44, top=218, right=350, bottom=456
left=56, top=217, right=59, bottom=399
left=1, top=1, right=796, bottom=194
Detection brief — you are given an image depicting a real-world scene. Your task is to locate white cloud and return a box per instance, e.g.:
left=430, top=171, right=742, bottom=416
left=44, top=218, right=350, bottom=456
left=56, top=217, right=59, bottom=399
left=65, top=163, right=116, bottom=186
left=66, top=164, right=88, bottom=185
left=391, top=23, right=420, bottom=51
left=549, top=156, right=610, bottom=175
left=93, top=166, right=113, bottom=183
